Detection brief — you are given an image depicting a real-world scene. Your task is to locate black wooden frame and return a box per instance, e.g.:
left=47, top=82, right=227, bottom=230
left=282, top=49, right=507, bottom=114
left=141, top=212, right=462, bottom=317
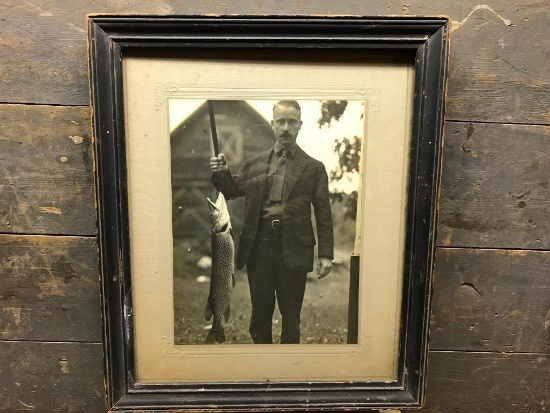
left=88, top=15, right=449, bottom=412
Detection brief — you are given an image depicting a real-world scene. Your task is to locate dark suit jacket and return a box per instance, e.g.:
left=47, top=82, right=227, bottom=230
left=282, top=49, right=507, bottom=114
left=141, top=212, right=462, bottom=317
left=212, top=146, right=334, bottom=273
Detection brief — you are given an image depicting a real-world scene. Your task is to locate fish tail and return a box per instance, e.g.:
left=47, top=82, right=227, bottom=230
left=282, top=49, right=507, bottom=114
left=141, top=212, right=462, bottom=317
left=205, top=325, right=225, bottom=344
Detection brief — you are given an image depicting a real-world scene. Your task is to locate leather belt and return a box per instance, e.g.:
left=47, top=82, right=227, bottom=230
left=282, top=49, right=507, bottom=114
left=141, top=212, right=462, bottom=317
left=259, top=218, right=282, bottom=231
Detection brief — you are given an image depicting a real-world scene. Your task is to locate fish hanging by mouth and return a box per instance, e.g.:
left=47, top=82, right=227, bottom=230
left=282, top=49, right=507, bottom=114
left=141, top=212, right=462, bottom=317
left=204, top=192, right=235, bottom=344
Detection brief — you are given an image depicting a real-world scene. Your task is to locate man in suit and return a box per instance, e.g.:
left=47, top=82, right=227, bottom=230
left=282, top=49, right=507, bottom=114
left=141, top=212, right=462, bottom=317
left=210, top=100, right=334, bottom=344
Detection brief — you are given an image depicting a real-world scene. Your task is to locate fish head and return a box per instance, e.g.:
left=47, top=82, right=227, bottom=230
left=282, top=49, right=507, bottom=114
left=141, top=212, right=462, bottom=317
left=207, top=193, right=232, bottom=233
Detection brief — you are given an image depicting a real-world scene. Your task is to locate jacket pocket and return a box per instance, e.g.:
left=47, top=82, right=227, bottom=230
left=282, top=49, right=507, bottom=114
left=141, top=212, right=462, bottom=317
left=300, top=235, right=317, bottom=247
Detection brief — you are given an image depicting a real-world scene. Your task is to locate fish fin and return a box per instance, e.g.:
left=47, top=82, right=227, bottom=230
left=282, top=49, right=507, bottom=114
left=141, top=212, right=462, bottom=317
left=204, top=297, right=213, bottom=321
left=205, top=326, right=225, bottom=344
left=224, top=304, right=230, bottom=322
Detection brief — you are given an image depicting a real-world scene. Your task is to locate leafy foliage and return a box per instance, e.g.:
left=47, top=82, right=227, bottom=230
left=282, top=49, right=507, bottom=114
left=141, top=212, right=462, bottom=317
left=330, top=136, right=361, bottom=182
left=318, top=100, right=348, bottom=128
left=330, top=191, right=359, bottom=221
left=330, top=135, right=361, bottom=220
left=318, top=100, right=361, bottom=221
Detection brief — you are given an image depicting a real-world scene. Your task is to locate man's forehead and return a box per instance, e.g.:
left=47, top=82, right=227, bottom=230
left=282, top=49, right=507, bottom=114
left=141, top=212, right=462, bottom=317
left=273, top=105, right=301, bottom=118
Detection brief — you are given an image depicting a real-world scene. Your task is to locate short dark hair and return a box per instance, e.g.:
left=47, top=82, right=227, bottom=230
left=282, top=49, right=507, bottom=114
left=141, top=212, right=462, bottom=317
left=273, top=100, right=301, bottom=114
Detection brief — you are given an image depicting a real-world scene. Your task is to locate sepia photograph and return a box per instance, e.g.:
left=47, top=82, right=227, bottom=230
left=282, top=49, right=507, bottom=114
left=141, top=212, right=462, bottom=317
left=119, top=50, right=418, bottom=384
left=170, top=99, right=365, bottom=345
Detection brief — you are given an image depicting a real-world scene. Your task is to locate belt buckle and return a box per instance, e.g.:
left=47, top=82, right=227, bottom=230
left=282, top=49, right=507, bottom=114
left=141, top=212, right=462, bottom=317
left=271, top=219, right=281, bottom=229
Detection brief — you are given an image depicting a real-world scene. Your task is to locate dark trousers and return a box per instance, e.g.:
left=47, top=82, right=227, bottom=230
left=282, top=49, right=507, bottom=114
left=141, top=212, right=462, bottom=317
left=246, top=224, right=307, bottom=344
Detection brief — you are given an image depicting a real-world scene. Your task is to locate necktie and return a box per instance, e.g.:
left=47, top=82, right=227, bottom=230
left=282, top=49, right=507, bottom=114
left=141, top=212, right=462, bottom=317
left=269, top=149, right=289, bottom=202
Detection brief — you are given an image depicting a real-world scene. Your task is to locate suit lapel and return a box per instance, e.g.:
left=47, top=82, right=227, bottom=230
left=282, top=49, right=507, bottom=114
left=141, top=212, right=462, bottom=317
left=283, top=147, right=308, bottom=203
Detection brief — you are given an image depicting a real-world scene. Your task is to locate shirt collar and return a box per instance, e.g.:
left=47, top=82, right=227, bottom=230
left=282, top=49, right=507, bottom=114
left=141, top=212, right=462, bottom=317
left=273, top=142, right=298, bottom=158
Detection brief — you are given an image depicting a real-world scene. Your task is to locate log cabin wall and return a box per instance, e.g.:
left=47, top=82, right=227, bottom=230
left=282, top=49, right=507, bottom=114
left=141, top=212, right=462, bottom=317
left=0, top=1, right=548, bottom=412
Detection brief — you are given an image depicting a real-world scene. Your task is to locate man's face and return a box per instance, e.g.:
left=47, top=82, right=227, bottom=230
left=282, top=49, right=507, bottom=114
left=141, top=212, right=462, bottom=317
left=271, top=104, right=302, bottom=148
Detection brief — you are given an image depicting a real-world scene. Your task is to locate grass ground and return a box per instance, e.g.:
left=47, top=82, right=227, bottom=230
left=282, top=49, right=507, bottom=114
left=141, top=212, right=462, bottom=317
left=173, top=238, right=352, bottom=345
left=174, top=196, right=357, bottom=345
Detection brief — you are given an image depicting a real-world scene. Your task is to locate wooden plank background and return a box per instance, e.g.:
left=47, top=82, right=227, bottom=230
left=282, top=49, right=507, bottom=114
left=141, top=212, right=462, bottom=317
left=0, top=1, right=548, bottom=412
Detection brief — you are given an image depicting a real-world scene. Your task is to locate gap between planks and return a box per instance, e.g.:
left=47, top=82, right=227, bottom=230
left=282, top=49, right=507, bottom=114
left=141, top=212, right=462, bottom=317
left=0, top=232, right=97, bottom=238
left=0, top=102, right=90, bottom=109
left=428, top=349, right=549, bottom=356
left=436, top=246, right=550, bottom=253
left=445, top=118, right=550, bottom=128
left=0, top=339, right=102, bottom=345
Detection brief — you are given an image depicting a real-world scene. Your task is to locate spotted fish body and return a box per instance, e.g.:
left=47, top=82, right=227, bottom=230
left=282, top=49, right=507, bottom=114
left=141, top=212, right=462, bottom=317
left=205, top=193, right=235, bottom=344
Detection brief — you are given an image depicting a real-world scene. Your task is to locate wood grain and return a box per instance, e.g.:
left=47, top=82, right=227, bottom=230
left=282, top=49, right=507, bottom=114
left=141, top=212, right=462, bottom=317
left=420, top=351, right=549, bottom=412
left=0, top=235, right=102, bottom=342
left=0, top=1, right=548, bottom=412
left=437, top=121, right=550, bottom=249
left=0, top=1, right=548, bottom=124
left=430, top=248, right=550, bottom=353
left=0, top=1, right=88, bottom=106
left=0, top=341, right=104, bottom=412
left=445, top=2, right=550, bottom=124
left=0, top=104, right=96, bottom=235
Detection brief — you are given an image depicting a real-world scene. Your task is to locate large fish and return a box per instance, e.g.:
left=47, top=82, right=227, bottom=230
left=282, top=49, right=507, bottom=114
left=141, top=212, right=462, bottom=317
left=204, top=192, right=235, bottom=344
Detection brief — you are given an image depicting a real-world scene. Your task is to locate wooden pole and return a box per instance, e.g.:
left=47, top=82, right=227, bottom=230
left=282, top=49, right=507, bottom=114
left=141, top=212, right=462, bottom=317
left=347, top=255, right=360, bottom=344
left=207, top=100, right=220, bottom=156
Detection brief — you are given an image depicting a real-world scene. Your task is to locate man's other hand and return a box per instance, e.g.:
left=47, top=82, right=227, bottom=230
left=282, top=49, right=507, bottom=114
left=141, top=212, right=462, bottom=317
left=317, top=257, right=333, bottom=279
left=210, top=154, right=228, bottom=172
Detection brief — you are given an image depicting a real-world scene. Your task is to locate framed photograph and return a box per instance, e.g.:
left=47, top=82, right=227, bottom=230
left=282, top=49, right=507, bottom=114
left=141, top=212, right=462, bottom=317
left=88, top=16, right=449, bottom=411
